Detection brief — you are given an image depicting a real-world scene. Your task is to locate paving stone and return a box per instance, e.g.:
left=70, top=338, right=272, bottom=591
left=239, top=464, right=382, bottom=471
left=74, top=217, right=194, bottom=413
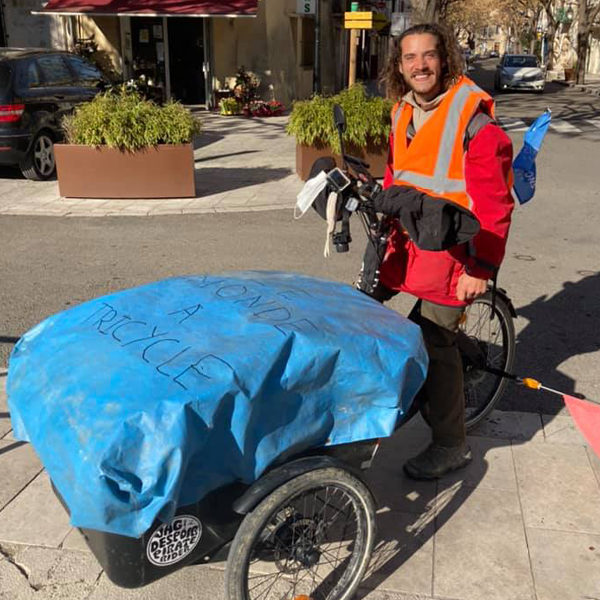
left=216, top=195, right=251, bottom=207
left=364, top=425, right=437, bottom=515
left=88, top=561, right=226, bottom=599
left=541, top=414, right=588, bottom=446
left=0, top=376, right=11, bottom=439
left=0, top=472, right=71, bottom=547
left=469, top=410, right=542, bottom=442
left=61, top=528, right=91, bottom=553
left=527, top=527, right=600, bottom=600
left=0, top=555, right=36, bottom=599
left=358, top=591, right=435, bottom=600
left=8, top=544, right=102, bottom=598
left=513, top=442, right=600, bottom=533
left=361, top=510, right=434, bottom=597
left=433, top=485, right=534, bottom=600
left=587, top=446, right=600, bottom=487
left=441, top=435, right=517, bottom=492
left=0, top=439, right=43, bottom=511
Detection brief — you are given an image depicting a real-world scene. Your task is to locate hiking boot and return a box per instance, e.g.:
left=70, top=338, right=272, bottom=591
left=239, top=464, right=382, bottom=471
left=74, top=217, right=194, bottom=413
left=403, top=443, right=472, bottom=480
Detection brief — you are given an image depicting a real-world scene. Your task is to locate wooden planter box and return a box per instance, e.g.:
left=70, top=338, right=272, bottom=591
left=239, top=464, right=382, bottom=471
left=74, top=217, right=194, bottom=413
left=55, top=143, right=196, bottom=199
left=296, top=139, right=388, bottom=181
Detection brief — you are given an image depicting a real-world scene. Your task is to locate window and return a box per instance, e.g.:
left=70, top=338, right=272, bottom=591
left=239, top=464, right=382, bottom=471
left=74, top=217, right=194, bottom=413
left=36, top=55, right=74, bottom=86
left=0, top=64, right=10, bottom=95
left=505, top=56, right=538, bottom=68
left=25, top=61, right=41, bottom=88
left=65, top=55, right=102, bottom=84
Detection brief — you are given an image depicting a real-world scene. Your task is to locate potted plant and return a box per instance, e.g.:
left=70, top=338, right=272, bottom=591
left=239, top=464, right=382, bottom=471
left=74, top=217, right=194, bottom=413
left=287, top=84, right=393, bottom=180
left=233, top=66, right=261, bottom=108
left=219, top=97, right=242, bottom=116
left=243, top=100, right=285, bottom=117
left=564, top=59, right=577, bottom=82
left=55, top=87, right=201, bottom=199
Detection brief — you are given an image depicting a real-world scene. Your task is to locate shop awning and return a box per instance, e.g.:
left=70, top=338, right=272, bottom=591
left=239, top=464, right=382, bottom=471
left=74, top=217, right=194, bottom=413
left=36, top=0, right=258, bottom=17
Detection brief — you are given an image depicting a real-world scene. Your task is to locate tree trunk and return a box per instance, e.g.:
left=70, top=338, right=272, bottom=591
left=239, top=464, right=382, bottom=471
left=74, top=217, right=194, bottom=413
left=545, top=21, right=556, bottom=71
left=541, top=1, right=557, bottom=71
left=424, top=0, right=440, bottom=22
left=424, top=0, right=452, bottom=22
left=576, top=0, right=589, bottom=85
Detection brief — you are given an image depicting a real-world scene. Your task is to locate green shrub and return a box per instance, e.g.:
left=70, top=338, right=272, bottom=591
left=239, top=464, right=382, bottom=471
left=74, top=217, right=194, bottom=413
left=219, top=97, right=242, bottom=115
left=63, top=88, right=202, bottom=152
left=286, top=84, right=393, bottom=154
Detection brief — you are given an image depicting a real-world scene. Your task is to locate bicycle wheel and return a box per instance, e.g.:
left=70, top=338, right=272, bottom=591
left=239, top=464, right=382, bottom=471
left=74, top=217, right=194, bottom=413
left=226, top=467, right=376, bottom=600
left=459, top=292, right=516, bottom=429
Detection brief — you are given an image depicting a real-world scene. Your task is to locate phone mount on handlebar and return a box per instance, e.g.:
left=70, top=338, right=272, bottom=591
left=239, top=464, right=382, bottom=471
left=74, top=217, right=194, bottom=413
left=328, top=104, right=381, bottom=252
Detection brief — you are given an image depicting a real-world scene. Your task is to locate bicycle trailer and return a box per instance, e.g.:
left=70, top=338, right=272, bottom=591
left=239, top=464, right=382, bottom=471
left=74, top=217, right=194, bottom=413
left=6, top=271, right=428, bottom=596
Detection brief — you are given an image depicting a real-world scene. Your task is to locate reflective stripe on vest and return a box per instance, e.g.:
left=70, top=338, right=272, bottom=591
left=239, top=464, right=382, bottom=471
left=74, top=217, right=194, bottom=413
left=393, top=83, right=484, bottom=195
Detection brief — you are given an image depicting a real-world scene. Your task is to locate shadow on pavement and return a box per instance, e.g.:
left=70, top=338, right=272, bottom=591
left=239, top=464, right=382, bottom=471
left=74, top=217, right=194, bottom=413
left=0, top=441, right=24, bottom=456
left=195, top=150, right=260, bottom=163
left=355, top=398, right=548, bottom=596
left=193, top=130, right=225, bottom=150
left=355, top=421, right=485, bottom=596
left=497, top=272, right=600, bottom=415
left=193, top=166, right=293, bottom=197
left=0, top=337, right=19, bottom=345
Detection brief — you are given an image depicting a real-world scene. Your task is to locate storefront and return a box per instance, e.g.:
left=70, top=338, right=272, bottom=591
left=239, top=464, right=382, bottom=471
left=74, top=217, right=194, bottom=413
left=121, top=15, right=211, bottom=105
left=37, top=0, right=258, bottom=106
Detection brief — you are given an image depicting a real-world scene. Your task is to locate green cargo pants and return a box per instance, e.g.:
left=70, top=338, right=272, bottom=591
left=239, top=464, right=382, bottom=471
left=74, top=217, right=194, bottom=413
left=408, top=300, right=466, bottom=448
left=369, top=285, right=466, bottom=447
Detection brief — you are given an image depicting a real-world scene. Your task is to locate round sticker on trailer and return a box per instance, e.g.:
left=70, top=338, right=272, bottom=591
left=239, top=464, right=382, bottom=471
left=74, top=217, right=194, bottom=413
left=146, top=515, right=202, bottom=566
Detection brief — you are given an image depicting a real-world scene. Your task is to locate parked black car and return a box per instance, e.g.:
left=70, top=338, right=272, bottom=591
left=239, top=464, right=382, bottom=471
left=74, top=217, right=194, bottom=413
left=0, top=48, right=106, bottom=181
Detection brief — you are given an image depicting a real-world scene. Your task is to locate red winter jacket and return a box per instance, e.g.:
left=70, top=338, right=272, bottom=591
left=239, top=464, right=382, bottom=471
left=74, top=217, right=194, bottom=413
left=379, top=121, right=514, bottom=307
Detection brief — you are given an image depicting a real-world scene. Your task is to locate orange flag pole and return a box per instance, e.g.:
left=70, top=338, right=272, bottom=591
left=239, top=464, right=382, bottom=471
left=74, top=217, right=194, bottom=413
left=520, top=377, right=600, bottom=457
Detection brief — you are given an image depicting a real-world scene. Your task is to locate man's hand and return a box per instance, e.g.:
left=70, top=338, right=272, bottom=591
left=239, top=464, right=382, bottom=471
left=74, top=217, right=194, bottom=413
left=456, top=272, right=487, bottom=302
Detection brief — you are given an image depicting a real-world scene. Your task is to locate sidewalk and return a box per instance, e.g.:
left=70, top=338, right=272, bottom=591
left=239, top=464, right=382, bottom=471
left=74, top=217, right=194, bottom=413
left=556, top=72, right=600, bottom=97
left=1, top=367, right=600, bottom=600
left=0, top=112, right=302, bottom=217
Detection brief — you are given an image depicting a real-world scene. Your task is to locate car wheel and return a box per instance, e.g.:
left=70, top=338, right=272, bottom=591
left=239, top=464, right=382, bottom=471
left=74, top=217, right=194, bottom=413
left=20, top=132, right=56, bottom=181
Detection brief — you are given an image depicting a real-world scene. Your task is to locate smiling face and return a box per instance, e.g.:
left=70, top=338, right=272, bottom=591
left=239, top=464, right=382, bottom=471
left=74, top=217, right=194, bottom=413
left=398, top=33, right=445, bottom=103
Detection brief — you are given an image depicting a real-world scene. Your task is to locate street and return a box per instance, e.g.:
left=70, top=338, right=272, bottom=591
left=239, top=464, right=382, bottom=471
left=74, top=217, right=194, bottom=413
left=1, top=58, right=600, bottom=600
left=1, top=59, right=600, bottom=417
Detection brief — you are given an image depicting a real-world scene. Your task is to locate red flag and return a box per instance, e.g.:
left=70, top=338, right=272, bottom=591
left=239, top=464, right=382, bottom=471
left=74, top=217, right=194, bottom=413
left=563, top=394, right=600, bottom=458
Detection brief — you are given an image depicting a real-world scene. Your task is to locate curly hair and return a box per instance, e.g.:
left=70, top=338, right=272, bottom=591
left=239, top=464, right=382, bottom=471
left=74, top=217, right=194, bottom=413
left=382, top=23, right=465, bottom=101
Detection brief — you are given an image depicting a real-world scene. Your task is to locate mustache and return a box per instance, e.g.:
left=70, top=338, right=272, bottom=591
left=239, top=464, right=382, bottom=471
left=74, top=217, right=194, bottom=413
left=412, top=71, right=433, bottom=77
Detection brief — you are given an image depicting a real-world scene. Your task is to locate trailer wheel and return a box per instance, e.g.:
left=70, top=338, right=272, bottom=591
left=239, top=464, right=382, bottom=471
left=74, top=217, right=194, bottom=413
left=226, top=467, right=376, bottom=600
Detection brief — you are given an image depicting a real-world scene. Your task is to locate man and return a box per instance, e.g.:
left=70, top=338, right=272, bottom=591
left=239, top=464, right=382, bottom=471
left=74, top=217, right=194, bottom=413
left=372, top=23, right=514, bottom=480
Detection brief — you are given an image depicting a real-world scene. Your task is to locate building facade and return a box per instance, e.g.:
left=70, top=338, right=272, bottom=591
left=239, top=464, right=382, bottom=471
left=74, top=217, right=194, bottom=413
left=0, top=0, right=353, bottom=107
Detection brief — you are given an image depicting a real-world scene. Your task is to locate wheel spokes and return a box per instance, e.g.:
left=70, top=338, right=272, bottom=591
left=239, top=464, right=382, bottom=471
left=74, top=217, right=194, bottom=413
left=247, top=486, right=361, bottom=600
left=461, top=300, right=510, bottom=420
left=33, top=137, right=55, bottom=176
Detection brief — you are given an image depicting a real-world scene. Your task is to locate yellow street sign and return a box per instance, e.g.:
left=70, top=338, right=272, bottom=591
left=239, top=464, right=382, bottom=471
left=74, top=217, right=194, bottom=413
left=344, top=11, right=388, bottom=30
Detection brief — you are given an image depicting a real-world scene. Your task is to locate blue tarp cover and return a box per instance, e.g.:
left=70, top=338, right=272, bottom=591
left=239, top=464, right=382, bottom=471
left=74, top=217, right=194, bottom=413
left=8, top=272, right=428, bottom=538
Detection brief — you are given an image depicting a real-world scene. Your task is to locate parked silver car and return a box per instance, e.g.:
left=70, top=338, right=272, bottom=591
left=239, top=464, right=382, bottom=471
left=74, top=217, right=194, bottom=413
left=494, top=54, right=545, bottom=93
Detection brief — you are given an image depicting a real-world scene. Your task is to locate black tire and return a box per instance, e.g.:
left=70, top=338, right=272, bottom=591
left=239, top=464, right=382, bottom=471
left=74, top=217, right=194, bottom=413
left=20, top=131, right=56, bottom=181
left=226, top=467, right=376, bottom=600
left=459, top=292, right=516, bottom=429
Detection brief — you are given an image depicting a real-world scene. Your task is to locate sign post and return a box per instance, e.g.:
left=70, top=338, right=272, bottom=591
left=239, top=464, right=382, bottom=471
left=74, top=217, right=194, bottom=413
left=344, top=11, right=388, bottom=86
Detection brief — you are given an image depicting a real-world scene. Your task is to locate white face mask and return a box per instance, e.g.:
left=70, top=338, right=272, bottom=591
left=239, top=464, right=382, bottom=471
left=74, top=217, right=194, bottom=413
left=294, top=170, right=329, bottom=219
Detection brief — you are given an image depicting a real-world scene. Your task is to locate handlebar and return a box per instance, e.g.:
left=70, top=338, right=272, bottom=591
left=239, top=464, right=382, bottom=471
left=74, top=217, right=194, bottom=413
left=324, top=154, right=387, bottom=253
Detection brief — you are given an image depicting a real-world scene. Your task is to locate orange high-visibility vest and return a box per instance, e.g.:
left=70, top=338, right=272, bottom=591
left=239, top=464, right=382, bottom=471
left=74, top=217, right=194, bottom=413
left=391, top=76, right=496, bottom=210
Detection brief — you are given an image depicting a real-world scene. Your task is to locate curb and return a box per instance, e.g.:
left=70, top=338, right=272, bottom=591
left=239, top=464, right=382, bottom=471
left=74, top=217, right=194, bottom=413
left=555, top=79, right=600, bottom=97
